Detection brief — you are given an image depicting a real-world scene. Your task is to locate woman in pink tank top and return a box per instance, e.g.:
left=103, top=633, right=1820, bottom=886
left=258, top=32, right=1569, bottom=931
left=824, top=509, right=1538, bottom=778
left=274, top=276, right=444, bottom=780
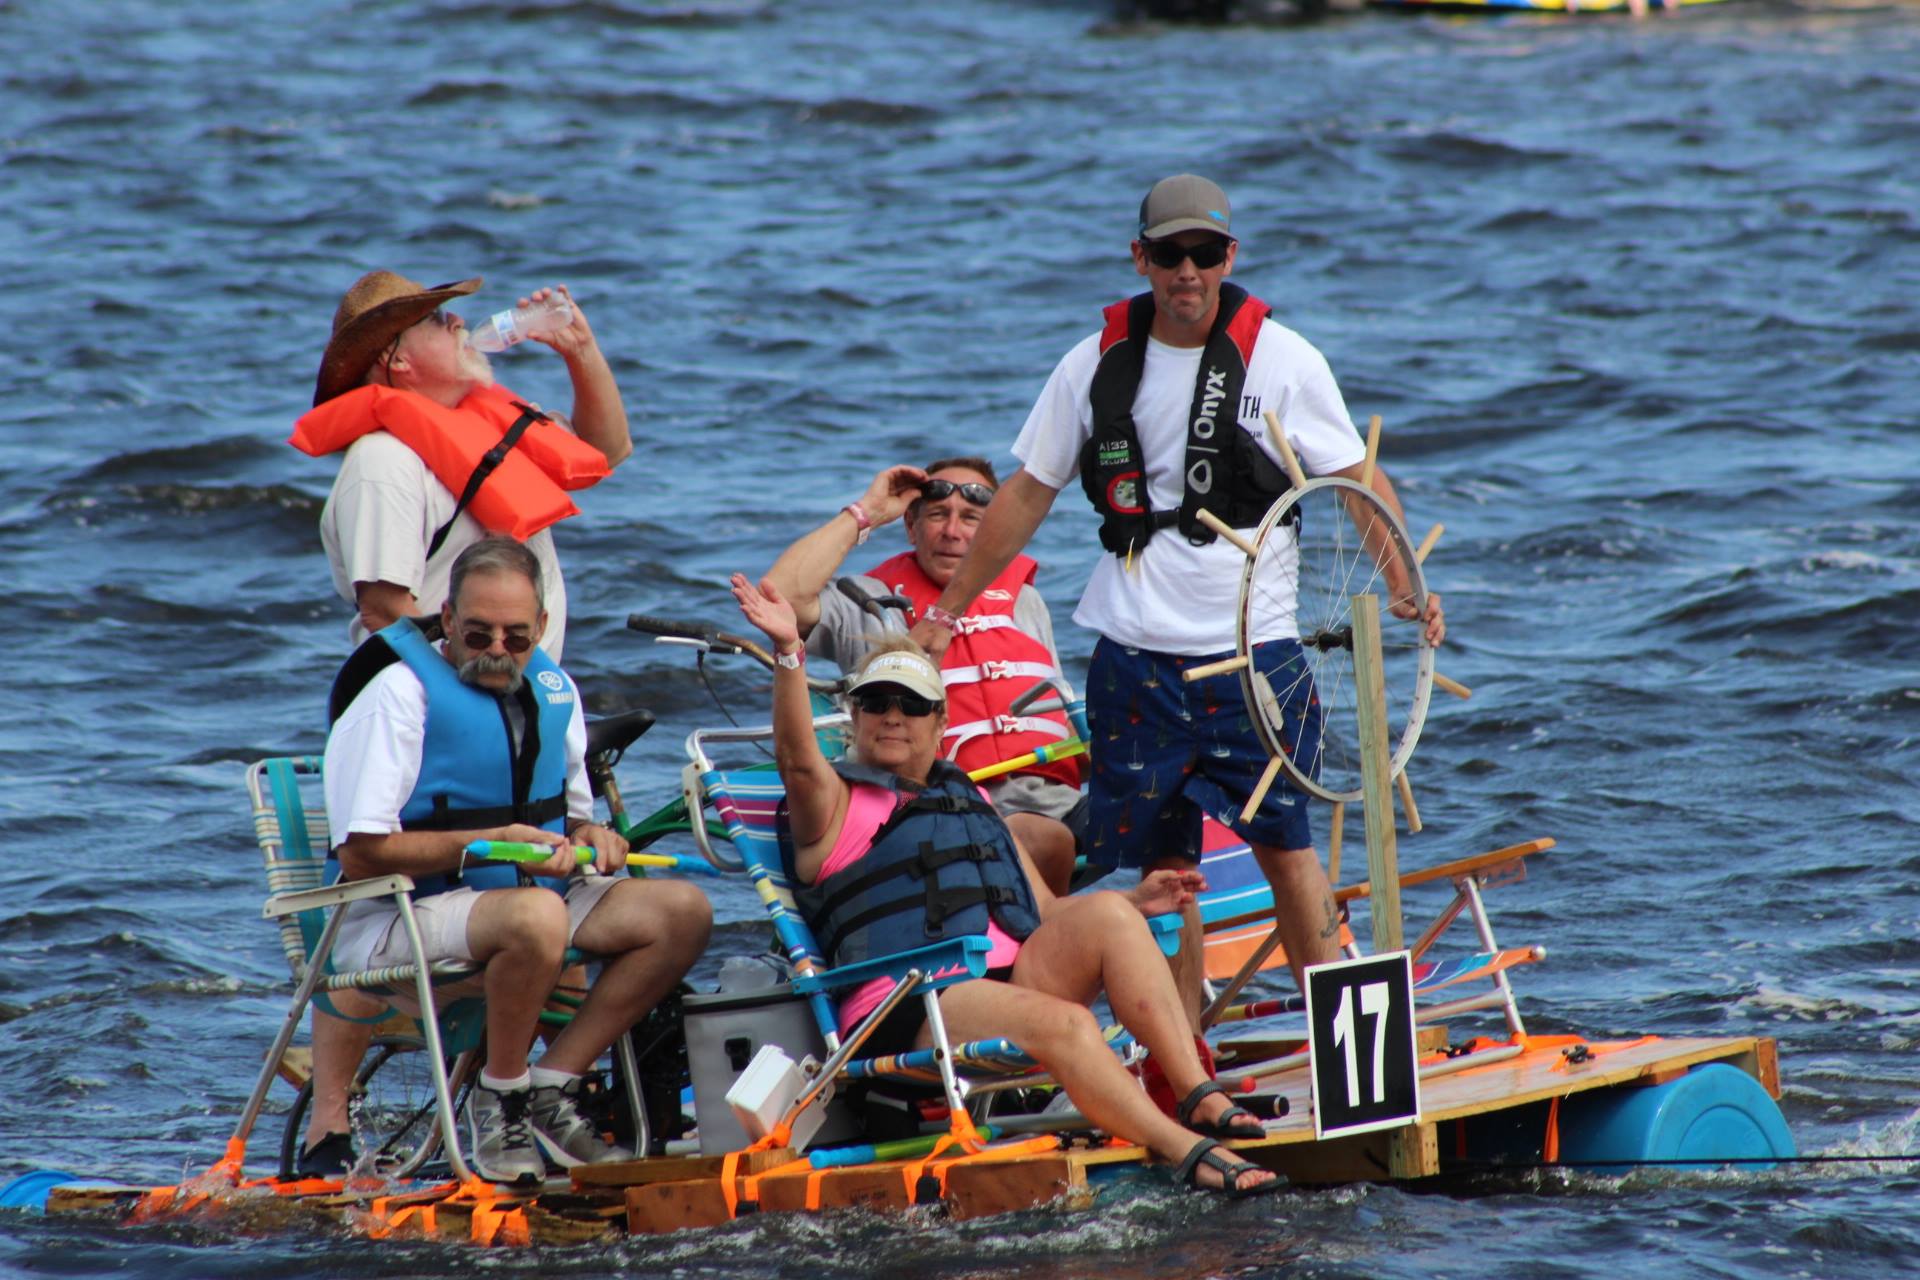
left=731, top=569, right=1281, bottom=1198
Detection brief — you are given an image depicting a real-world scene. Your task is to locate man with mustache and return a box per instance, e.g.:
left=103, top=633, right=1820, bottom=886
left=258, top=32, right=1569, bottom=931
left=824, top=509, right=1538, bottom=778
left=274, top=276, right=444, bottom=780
left=319, top=537, right=710, bottom=1184
left=910, top=175, right=1446, bottom=1044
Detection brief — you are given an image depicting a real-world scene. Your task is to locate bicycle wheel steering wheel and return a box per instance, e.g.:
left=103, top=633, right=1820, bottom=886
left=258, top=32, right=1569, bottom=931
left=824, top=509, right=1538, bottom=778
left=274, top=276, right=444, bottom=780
left=1235, top=477, right=1434, bottom=804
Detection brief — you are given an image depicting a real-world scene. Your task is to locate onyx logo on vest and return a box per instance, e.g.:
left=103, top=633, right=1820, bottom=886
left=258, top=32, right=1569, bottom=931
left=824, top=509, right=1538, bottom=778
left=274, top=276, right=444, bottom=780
left=1187, top=365, right=1232, bottom=497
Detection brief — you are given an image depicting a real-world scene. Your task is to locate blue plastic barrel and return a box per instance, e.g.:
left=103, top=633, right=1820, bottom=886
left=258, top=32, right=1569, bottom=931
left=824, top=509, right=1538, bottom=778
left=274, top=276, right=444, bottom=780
left=0, top=1170, right=100, bottom=1213
left=1556, top=1063, right=1796, bottom=1172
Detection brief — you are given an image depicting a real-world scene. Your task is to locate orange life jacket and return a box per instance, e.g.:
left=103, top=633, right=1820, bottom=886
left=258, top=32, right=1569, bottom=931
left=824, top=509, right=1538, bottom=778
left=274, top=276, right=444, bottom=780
left=290, top=382, right=609, bottom=541
left=863, top=551, right=1082, bottom=791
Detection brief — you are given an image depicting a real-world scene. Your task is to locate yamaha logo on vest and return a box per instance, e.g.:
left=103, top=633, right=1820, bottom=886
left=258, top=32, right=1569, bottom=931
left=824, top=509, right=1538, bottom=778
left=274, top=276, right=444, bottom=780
left=537, top=671, right=565, bottom=691
left=1187, top=366, right=1230, bottom=496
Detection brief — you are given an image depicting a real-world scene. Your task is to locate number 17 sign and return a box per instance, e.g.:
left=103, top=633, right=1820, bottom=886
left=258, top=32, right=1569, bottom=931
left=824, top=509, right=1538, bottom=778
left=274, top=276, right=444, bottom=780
left=1304, top=950, right=1421, bottom=1140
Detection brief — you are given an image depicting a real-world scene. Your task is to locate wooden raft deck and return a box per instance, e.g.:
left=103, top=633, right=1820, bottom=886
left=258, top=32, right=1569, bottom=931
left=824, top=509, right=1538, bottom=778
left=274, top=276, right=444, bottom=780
left=46, top=1033, right=1778, bottom=1244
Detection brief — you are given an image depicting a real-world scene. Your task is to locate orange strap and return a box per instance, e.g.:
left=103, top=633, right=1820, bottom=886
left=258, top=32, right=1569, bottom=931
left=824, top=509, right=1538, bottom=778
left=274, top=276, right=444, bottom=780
left=804, top=1167, right=830, bottom=1212
left=720, top=1127, right=790, bottom=1219
left=740, top=1155, right=813, bottom=1211
left=901, top=1130, right=1060, bottom=1204
left=1543, top=1096, right=1561, bottom=1163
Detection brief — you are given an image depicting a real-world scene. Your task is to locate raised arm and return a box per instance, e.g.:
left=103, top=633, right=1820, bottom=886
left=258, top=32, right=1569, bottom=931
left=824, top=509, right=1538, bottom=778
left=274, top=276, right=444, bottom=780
left=529, top=285, right=632, bottom=468
left=908, top=467, right=1060, bottom=658
left=730, top=572, right=849, bottom=879
left=764, top=465, right=928, bottom=636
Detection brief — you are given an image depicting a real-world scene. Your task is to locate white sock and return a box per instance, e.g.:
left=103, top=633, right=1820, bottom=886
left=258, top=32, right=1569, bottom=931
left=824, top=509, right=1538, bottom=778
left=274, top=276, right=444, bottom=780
left=480, top=1068, right=532, bottom=1094
left=529, top=1064, right=581, bottom=1090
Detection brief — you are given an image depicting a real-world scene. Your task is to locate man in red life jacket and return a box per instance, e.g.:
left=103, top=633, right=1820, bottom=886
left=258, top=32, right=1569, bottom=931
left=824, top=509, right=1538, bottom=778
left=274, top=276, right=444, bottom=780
left=763, top=458, right=1085, bottom=897
left=908, top=176, right=1446, bottom=1030
left=288, top=270, right=632, bottom=1176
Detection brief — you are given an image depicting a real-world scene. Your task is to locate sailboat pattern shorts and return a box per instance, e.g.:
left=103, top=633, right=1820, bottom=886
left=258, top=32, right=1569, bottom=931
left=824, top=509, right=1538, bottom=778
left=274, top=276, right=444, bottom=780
left=1084, top=638, right=1320, bottom=868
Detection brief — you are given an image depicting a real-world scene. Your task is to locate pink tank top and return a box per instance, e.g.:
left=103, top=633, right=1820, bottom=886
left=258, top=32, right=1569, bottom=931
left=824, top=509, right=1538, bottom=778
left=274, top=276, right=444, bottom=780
left=819, top=782, right=1022, bottom=1036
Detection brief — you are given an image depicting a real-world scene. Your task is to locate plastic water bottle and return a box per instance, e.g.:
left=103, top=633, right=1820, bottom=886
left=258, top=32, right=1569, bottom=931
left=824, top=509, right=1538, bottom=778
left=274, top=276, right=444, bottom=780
left=466, top=294, right=572, bottom=352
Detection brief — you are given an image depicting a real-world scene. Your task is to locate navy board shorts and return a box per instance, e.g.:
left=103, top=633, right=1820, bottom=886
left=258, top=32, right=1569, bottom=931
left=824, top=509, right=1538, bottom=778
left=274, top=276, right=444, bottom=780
left=1084, top=637, right=1321, bottom=869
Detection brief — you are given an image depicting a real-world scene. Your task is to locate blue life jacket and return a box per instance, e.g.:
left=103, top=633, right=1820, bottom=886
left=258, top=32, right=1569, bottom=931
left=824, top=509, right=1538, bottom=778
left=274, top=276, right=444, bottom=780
left=780, top=759, right=1041, bottom=969
left=328, top=619, right=575, bottom=898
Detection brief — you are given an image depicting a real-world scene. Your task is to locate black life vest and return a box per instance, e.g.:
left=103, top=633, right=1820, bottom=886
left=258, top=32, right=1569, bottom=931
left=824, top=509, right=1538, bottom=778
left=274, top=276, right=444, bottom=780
left=1079, top=282, right=1295, bottom=557
left=779, top=760, right=1042, bottom=969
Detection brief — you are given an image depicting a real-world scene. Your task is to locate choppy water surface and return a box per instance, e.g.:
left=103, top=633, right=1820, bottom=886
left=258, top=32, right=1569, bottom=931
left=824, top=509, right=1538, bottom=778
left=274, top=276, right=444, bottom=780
left=2, top=0, right=1917, bottom=1276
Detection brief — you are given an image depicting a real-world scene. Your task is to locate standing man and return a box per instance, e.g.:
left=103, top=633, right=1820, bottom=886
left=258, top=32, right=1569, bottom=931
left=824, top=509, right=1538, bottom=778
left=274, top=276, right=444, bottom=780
left=910, top=176, right=1445, bottom=1028
left=762, top=458, right=1084, bottom=896
left=324, top=538, right=710, bottom=1184
left=287, top=269, right=632, bottom=1176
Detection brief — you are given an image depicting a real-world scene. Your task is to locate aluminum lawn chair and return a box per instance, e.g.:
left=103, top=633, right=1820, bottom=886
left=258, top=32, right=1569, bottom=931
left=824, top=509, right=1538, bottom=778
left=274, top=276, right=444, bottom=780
left=681, top=719, right=1180, bottom=1142
left=232, top=756, right=645, bottom=1185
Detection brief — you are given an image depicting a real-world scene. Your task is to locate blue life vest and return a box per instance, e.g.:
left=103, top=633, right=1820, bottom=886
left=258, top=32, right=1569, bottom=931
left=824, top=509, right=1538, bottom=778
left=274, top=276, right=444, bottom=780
left=780, top=760, right=1042, bottom=969
left=329, top=619, right=576, bottom=898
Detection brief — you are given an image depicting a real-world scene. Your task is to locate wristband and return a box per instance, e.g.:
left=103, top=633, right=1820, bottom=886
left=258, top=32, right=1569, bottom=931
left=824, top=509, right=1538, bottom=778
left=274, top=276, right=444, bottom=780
left=841, top=502, right=872, bottom=545
left=921, top=604, right=961, bottom=634
left=773, top=645, right=805, bottom=670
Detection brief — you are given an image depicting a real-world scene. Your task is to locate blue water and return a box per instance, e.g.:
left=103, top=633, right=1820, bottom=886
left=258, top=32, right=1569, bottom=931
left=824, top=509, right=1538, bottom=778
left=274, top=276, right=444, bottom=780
left=2, top=0, right=1917, bottom=1275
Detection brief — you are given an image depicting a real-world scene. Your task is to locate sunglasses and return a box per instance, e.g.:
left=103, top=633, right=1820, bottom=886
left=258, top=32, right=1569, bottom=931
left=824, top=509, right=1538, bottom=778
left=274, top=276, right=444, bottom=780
left=917, top=479, right=995, bottom=507
left=853, top=690, right=943, bottom=717
left=460, top=626, right=535, bottom=655
left=1142, top=237, right=1231, bottom=270
left=379, top=310, right=460, bottom=370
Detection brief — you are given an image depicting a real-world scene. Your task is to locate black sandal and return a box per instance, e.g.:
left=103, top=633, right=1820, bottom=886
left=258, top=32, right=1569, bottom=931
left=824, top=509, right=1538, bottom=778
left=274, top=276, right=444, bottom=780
left=1174, top=1137, right=1285, bottom=1199
left=1177, top=1079, right=1267, bottom=1141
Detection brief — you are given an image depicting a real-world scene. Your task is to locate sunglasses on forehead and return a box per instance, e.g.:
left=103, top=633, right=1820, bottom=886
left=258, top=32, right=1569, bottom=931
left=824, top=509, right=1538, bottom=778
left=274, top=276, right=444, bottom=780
left=853, top=690, right=943, bottom=717
left=1142, top=237, right=1231, bottom=270
left=914, top=479, right=995, bottom=507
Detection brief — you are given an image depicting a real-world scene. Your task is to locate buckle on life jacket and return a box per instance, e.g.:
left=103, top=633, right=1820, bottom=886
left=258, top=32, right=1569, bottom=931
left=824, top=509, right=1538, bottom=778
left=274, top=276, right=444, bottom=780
left=980, top=660, right=1015, bottom=680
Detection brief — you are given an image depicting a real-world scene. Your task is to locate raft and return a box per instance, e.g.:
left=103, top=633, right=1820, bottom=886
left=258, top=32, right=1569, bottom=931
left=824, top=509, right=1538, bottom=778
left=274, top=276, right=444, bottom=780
left=42, top=1025, right=1788, bottom=1244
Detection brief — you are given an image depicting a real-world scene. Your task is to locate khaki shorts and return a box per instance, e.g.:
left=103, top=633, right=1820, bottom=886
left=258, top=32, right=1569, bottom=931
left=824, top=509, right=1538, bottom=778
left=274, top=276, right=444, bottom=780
left=336, top=874, right=622, bottom=973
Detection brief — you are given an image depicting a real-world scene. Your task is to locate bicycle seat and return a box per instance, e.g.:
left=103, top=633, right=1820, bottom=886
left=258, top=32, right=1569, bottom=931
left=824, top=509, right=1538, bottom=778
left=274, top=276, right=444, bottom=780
left=586, top=708, right=657, bottom=760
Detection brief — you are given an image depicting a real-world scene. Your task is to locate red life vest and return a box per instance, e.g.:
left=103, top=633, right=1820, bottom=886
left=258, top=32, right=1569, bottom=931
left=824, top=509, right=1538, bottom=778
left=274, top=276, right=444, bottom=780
left=863, top=550, right=1082, bottom=790
left=289, top=382, right=610, bottom=541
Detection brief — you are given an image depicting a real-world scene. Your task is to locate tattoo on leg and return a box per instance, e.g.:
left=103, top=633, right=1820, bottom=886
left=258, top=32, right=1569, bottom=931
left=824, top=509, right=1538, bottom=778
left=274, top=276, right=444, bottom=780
left=1318, top=895, right=1339, bottom=940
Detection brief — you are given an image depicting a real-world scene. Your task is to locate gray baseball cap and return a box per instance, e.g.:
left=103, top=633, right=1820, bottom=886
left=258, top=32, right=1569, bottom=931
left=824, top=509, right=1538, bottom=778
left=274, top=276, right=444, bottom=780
left=1138, top=174, right=1232, bottom=240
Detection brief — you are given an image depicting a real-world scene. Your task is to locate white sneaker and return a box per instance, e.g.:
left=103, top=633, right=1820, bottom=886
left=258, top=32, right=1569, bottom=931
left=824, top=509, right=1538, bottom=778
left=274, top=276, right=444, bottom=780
left=529, top=1076, right=633, bottom=1168
left=464, top=1082, right=545, bottom=1185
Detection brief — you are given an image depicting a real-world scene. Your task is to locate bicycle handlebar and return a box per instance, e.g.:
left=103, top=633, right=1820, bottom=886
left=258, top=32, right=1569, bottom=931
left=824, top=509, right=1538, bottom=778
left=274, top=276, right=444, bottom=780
left=628, top=612, right=847, bottom=693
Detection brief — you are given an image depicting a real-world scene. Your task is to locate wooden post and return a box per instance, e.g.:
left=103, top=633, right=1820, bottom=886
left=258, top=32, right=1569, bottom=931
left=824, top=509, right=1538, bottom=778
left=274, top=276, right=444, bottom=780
left=1350, top=594, right=1403, bottom=954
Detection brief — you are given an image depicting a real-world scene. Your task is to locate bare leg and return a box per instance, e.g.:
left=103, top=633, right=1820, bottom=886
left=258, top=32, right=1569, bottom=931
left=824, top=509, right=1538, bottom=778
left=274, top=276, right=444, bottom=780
left=1007, top=812, right=1075, bottom=899
left=934, top=892, right=1276, bottom=1189
left=536, top=878, right=712, bottom=1076
left=303, top=993, right=384, bottom=1147
left=464, top=887, right=570, bottom=1075
left=1251, top=843, right=1341, bottom=991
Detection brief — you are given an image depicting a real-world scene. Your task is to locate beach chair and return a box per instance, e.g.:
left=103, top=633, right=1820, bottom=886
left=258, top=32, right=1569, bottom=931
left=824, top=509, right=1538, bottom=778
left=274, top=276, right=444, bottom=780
left=1193, top=827, right=1555, bottom=1082
left=681, top=720, right=1180, bottom=1147
left=232, top=756, right=645, bottom=1185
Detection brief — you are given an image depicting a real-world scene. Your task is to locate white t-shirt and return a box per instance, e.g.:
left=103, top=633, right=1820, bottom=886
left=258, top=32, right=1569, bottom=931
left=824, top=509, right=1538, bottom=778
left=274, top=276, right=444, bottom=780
left=1013, top=317, right=1365, bottom=656
left=319, top=432, right=568, bottom=657
left=322, top=653, right=593, bottom=965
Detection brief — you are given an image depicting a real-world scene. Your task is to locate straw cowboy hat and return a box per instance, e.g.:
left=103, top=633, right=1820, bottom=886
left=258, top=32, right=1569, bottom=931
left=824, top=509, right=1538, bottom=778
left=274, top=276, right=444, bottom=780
left=312, top=270, right=482, bottom=406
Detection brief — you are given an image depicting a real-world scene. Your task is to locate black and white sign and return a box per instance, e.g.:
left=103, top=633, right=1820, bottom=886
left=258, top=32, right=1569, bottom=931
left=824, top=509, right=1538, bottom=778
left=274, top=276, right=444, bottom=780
left=1305, top=950, right=1421, bottom=1140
